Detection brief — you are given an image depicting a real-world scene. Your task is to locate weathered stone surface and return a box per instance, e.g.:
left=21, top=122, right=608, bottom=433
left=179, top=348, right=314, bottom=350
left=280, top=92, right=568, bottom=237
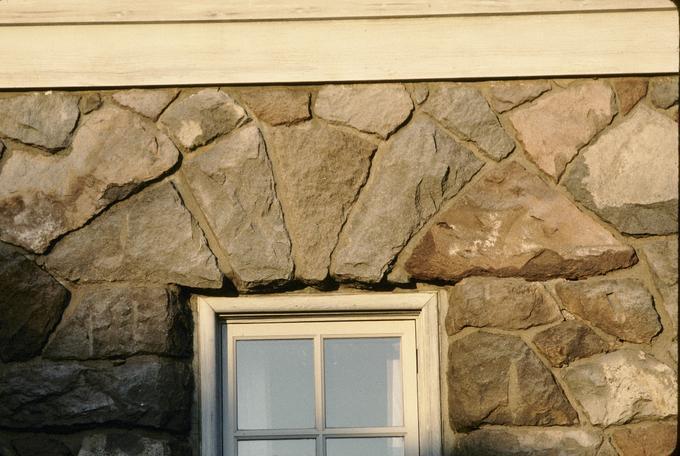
left=649, top=76, right=679, bottom=109
left=0, top=92, right=79, bottom=150
left=486, top=80, right=551, bottom=113
left=454, top=427, right=602, bottom=456
left=113, top=88, right=179, bottom=120
left=610, top=422, right=677, bottom=456
left=78, top=93, right=102, bottom=114
left=406, top=161, right=637, bottom=282
left=45, top=182, right=222, bottom=288
left=264, top=121, right=375, bottom=282
left=448, top=331, right=577, bottom=430
left=158, top=88, right=247, bottom=149
left=78, top=432, right=188, bottom=456
left=182, top=124, right=292, bottom=287
left=446, top=277, right=561, bottom=334
left=235, top=87, right=310, bottom=125
left=555, top=278, right=661, bottom=343
left=0, top=242, right=69, bottom=362
left=44, top=286, right=191, bottom=360
left=422, top=85, right=515, bottom=160
left=509, top=81, right=616, bottom=178
left=0, top=104, right=180, bottom=253
left=331, top=115, right=483, bottom=282
left=0, top=356, right=192, bottom=431
left=612, top=78, right=648, bottom=115
left=533, top=320, right=610, bottom=367
left=562, top=104, right=678, bottom=235
left=638, top=237, right=678, bottom=333
left=562, top=350, right=677, bottom=426
left=406, top=83, right=429, bottom=105
left=313, top=84, right=413, bottom=138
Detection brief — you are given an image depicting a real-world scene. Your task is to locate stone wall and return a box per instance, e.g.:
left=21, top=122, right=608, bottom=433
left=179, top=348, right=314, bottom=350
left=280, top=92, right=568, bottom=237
left=0, top=76, right=677, bottom=455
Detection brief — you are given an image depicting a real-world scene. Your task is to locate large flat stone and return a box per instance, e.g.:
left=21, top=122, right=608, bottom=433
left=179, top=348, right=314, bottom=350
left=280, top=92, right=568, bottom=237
left=610, top=422, right=677, bottom=456
left=330, top=115, right=483, bottom=283
left=264, top=121, right=376, bottom=282
left=234, top=87, right=311, bottom=125
left=562, top=104, right=678, bottom=235
left=0, top=242, right=69, bottom=362
left=405, top=161, right=637, bottom=282
left=0, top=104, right=180, bottom=253
left=44, top=286, right=191, bottom=360
left=45, top=181, right=222, bottom=289
left=448, top=331, right=577, bottom=430
left=485, top=80, right=551, bottom=113
left=422, top=85, right=515, bottom=160
left=509, top=81, right=616, bottom=178
left=446, top=277, right=562, bottom=334
left=562, top=350, right=677, bottom=426
left=649, top=76, right=679, bottom=109
left=113, top=88, right=179, bottom=120
left=182, top=124, right=293, bottom=288
left=612, top=78, right=647, bottom=115
left=638, top=237, right=678, bottom=334
left=78, top=432, right=189, bottom=456
left=0, top=92, right=79, bottom=150
left=533, top=320, right=610, bottom=367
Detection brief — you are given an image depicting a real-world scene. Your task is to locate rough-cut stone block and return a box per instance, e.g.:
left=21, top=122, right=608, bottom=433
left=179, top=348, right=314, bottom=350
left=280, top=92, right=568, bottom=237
left=78, top=432, right=189, bottom=456
left=264, top=121, right=375, bottom=282
left=612, top=78, right=648, bottom=115
left=555, top=278, right=661, bottom=343
left=182, top=124, right=292, bottom=288
left=313, top=84, right=413, bottom=138
left=509, top=81, right=616, bottom=179
left=446, top=277, right=561, bottom=334
left=45, top=181, right=222, bottom=289
left=0, top=92, right=79, bottom=150
left=485, top=80, right=551, bottom=113
left=234, top=87, right=311, bottom=125
left=0, top=104, right=180, bottom=253
left=331, top=115, right=483, bottom=283
left=638, top=237, right=678, bottom=333
left=406, top=161, right=637, bottom=282
left=0, top=356, right=192, bottom=431
left=158, top=88, right=247, bottom=149
left=562, top=350, right=677, bottom=426
left=533, top=320, right=610, bottom=367
left=44, top=286, right=191, bottom=360
left=448, top=331, right=577, bottom=430
left=422, top=85, right=515, bottom=160
left=649, top=76, right=679, bottom=109
left=113, top=88, right=179, bottom=120
left=562, top=104, right=678, bottom=235
left=0, top=242, right=69, bottom=362
left=78, top=93, right=102, bottom=114
left=610, top=422, right=677, bottom=456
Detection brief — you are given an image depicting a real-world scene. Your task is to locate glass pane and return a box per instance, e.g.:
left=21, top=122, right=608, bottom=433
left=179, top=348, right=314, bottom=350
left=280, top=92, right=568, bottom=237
left=324, top=337, right=403, bottom=428
left=326, top=437, right=405, bottom=456
left=238, top=439, right=316, bottom=456
left=236, top=339, right=315, bottom=429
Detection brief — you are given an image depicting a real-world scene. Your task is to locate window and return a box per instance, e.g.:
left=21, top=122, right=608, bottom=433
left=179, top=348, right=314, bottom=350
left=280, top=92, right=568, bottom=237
left=196, top=292, right=442, bottom=456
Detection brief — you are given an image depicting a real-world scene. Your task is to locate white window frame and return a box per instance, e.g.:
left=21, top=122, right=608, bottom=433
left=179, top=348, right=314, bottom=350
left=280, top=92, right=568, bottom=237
left=195, top=292, right=443, bottom=456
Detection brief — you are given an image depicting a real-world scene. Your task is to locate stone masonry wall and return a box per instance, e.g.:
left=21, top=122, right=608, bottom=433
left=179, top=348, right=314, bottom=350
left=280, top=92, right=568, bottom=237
left=0, top=76, right=678, bottom=455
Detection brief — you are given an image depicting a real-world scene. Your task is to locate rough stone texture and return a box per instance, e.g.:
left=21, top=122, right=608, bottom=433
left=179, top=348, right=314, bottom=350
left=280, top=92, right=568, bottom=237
left=448, top=331, right=577, bottom=430
left=562, top=350, right=677, bottom=426
left=234, top=87, right=310, bottom=125
left=331, top=115, right=483, bottom=282
left=78, top=432, right=188, bottom=456
left=555, top=278, right=661, bottom=343
left=182, top=124, right=293, bottom=287
left=0, top=242, right=69, bottom=362
left=649, top=76, right=679, bottom=109
left=610, top=422, right=677, bottom=456
left=453, top=427, right=602, bottom=456
left=0, top=356, right=192, bottom=431
left=78, top=93, right=102, bottom=114
left=422, top=85, right=515, bottom=160
left=612, top=78, right=648, bottom=115
left=264, top=121, right=376, bottom=282
left=113, top=89, right=179, bottom=120
left=313, top=84, right=413, bottom=138
left=0, top=104, right=180, bottom=253
left=562, top=104, right=678, bottom=235
left=44, top=286, right=191, bottom=360
left=406, top=161, right=637, bottom=282
left=0, top=92, right=79, bottom=150
left=446, top=277, right=562, bottom=334
left=486, top=80, right=552, bottom=113
left=532, top=320, right=610, bottom=367
left=158, top=88, right=247, bottom=149
left=638, top=237, right=678, bottom=333
left=508, top=81, right=617, bottom=178
left=45, top=181, right=222, bottom=289
left=406, top=83, right=429, bottom=105
left=9, top=436, right=72, bottom=456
